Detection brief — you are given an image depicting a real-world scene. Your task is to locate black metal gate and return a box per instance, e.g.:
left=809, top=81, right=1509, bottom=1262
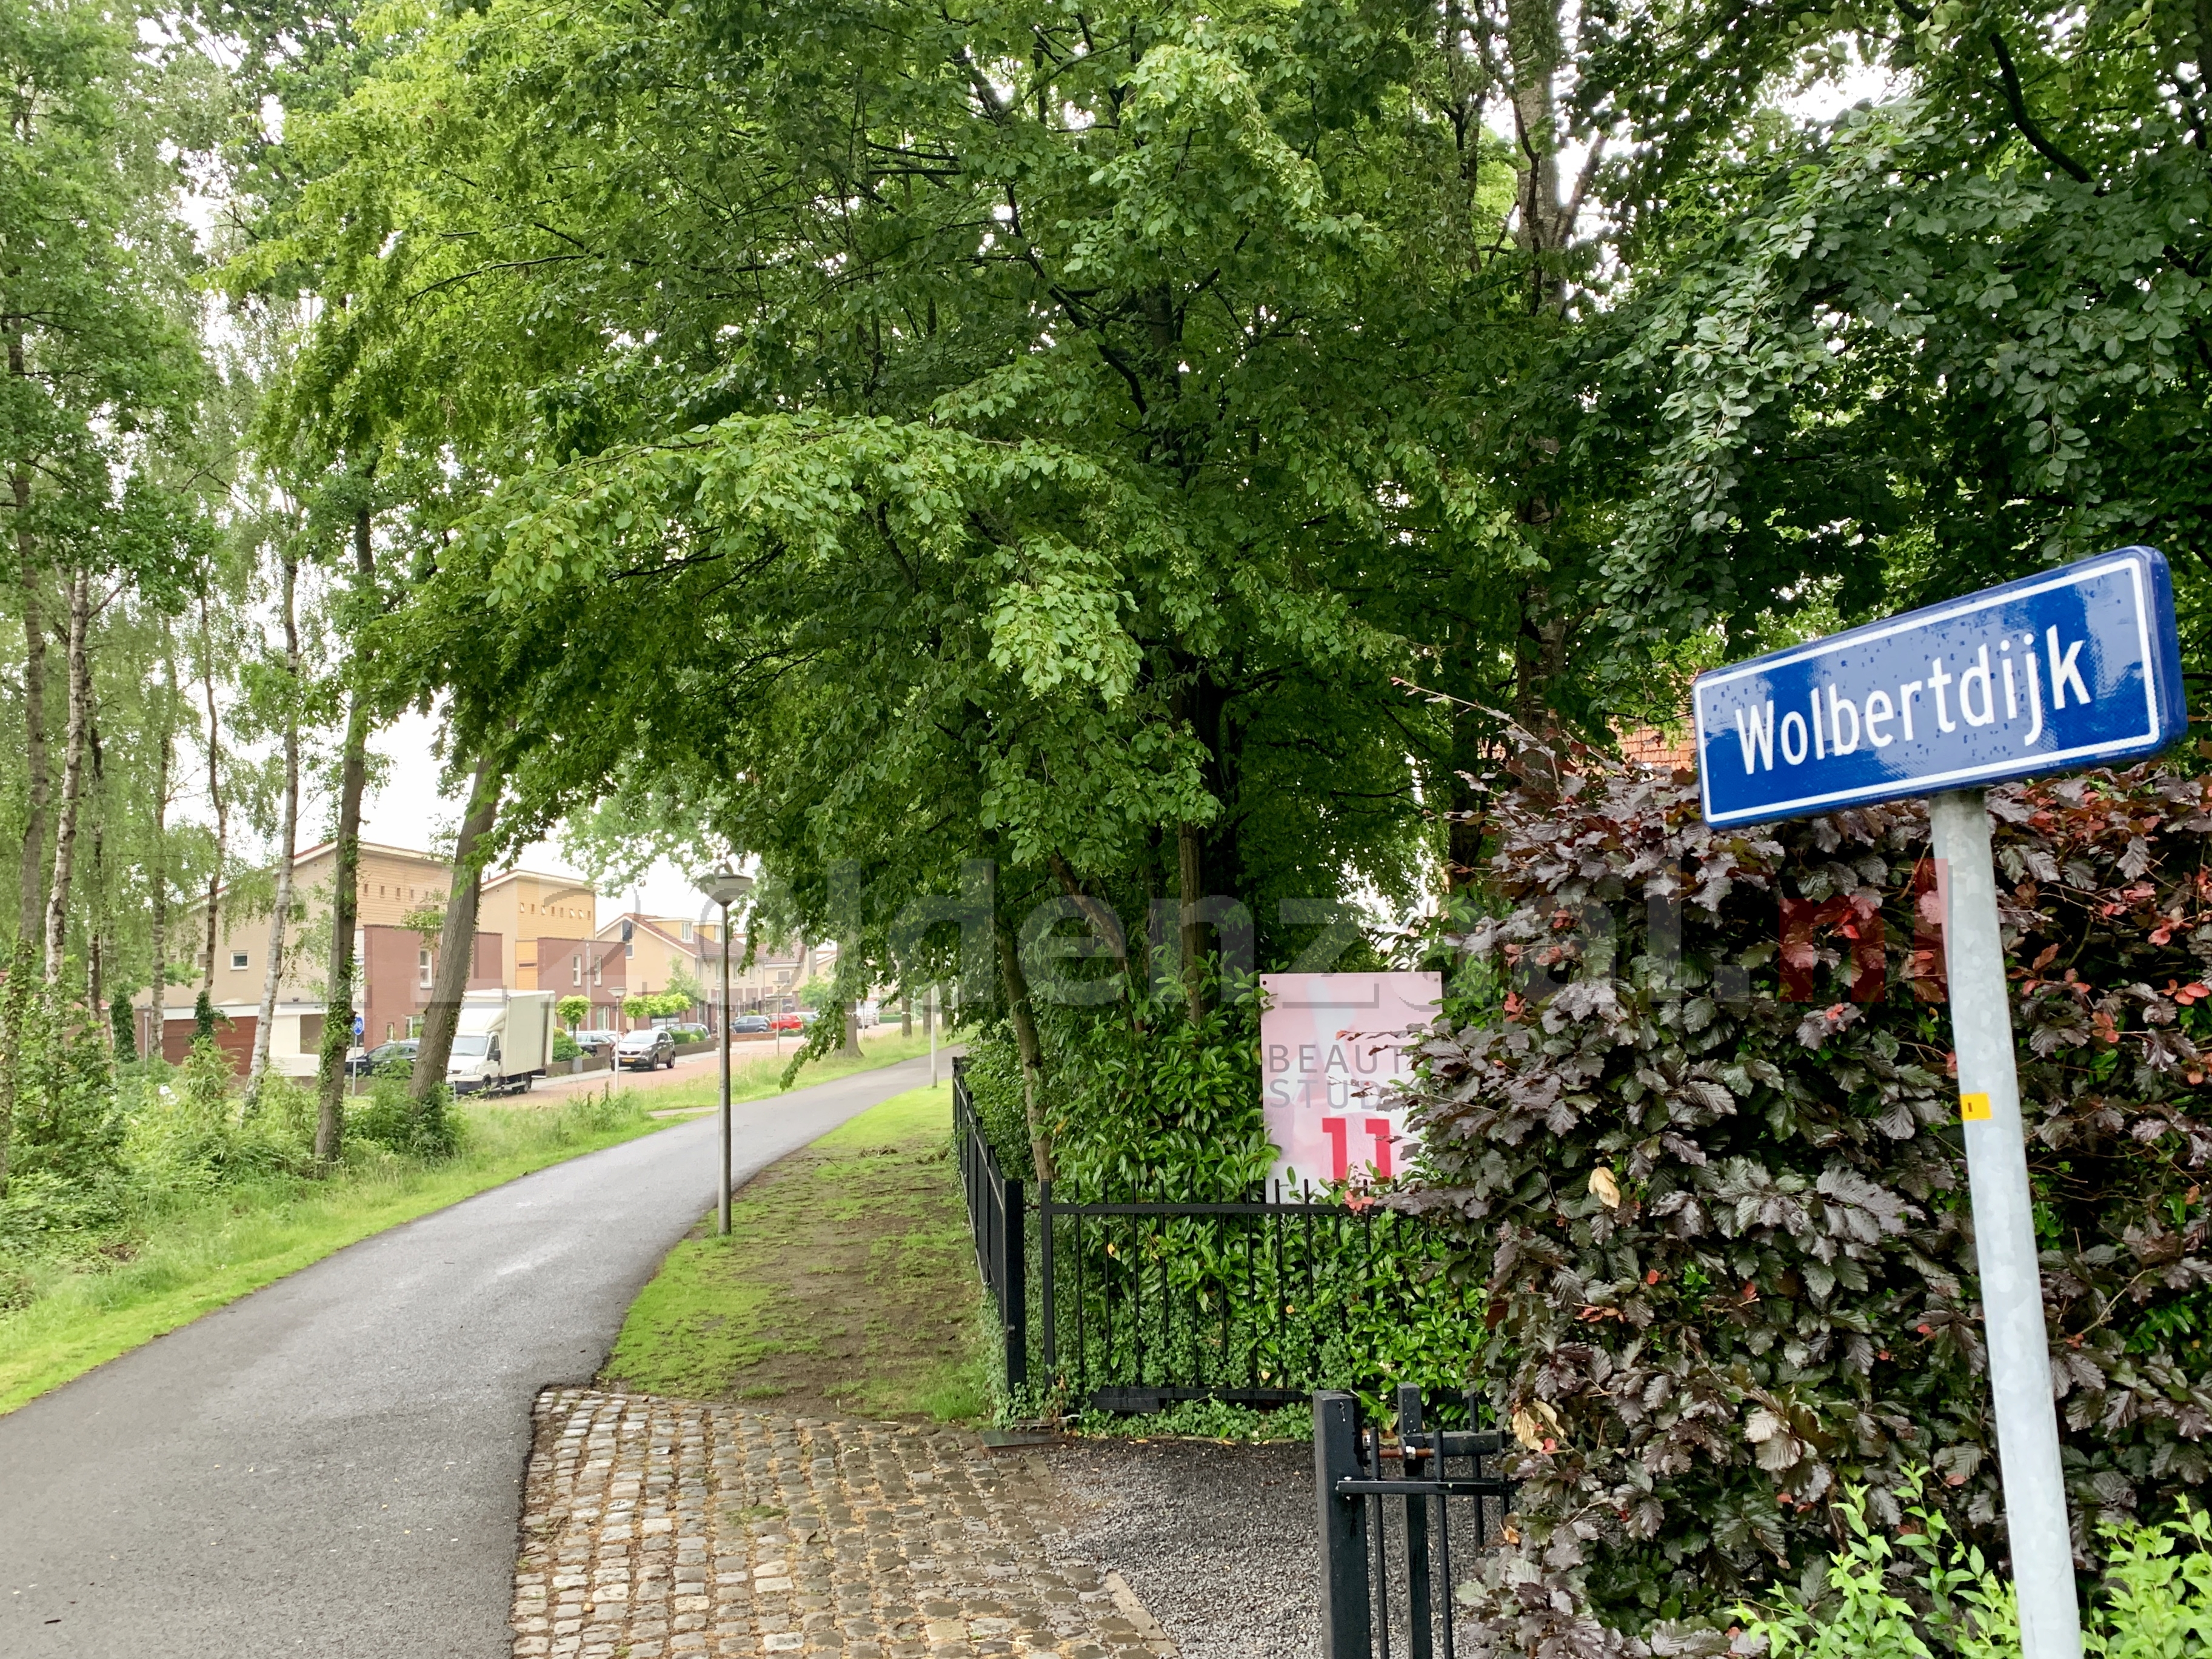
left=1314, top=1387, right=1515, bottom=1659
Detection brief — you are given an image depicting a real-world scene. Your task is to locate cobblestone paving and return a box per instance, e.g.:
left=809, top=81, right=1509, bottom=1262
left=510, top=1389, right=1180, bottom=1659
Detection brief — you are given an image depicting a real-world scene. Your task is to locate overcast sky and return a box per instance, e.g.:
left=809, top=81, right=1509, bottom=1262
left=355, top=705, right=706, bottom=922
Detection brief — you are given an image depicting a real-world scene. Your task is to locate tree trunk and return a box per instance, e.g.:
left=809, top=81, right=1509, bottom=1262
left=43, top=564, right=92, bottom=982
left=247, top=549, right=301, bottom=1107
left=993, top=920, right=1053, bottom=1182
left=149, top=634, right=173, bottom=1064
left=0, top=942, right=27, bottom=1199
left=87, top=719, right=104, bottom=1019
left=15, top=457, right=46, bottom=950
left=198, top=594, right=226, bottom=990
left=1504, top=0, right=1574, bottom=306
left=412, top=756, right=500, bottom=1102
left=316, top=506, right=377, bottom=1165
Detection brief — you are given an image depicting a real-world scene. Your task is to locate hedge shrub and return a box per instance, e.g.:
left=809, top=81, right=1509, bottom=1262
left=1403, top=740, right=2212, bottom=1651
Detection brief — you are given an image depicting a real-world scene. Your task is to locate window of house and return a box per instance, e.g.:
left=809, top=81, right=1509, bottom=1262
left=572, top=956, right=581, bottom=985
left=230, top=950, right=249, bottom=971
left=418, top=948, right=433, bottom=988
left=680, top=921, right=693, bottom=941
left=624, top=942, right=633, bottom=958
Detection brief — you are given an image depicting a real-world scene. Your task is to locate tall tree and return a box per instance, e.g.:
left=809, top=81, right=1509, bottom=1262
left=411, top=756, right=498, bottom=1102
left=313, top=496, right=374, bottom=1162
left=195, top=592, right=226, bottom=990
left=246, top=538, right=301, bottom=1100
left=147, top=628, right=175, bottom=1048
left=43, top=562, right=91, bottom=979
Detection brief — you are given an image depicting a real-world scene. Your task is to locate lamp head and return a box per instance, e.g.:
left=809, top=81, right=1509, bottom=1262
left=697, top=867, right=754, bottom=910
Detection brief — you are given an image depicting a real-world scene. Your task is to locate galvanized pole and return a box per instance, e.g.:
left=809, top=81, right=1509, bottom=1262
left=1932, top=788, right=2081, bottom=1659
left=717, top=900, right=733, bottom=1238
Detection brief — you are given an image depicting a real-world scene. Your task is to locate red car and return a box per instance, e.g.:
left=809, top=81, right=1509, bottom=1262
left=768, top=1011, right=804, bottom=1033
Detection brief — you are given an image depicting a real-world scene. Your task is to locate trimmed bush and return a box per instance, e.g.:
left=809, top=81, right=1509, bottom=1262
left=1405, top=741, right=2212, bottom=1647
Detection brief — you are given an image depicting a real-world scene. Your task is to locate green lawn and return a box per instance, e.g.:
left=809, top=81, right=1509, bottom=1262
left=0, top=1094, right=677, bottom=1415
left=601, top=1081, right=987, bottom=1423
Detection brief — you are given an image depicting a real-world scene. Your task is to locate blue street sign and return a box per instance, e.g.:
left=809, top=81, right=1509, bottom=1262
left=1695, top=546, right=2188, bottom=828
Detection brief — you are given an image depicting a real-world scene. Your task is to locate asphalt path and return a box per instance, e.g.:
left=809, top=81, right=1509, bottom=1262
left=0, top=1053, right=940, bottom=1657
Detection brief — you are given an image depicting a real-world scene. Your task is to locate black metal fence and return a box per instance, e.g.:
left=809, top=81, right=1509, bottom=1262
left=953, top=1059, right=1479, bottom=1410
left=956, top=1061, right=1028, bottom=1395
left=1315, top=1386, right=1515, bottom=1659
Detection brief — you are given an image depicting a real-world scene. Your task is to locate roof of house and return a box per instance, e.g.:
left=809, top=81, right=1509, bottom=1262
left=183, top=840, right=595, bottom=909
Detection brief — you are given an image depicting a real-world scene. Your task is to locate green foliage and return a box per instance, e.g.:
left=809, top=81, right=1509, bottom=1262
left=556, top=994, right=589, bottom=1029
left=1731, top=1477, right=2212, bottom=1659
left=551, top=1029, right=580, bottom=1062
left=124, top=1041, right=310, bottom=1187
left=1406, top=742, right=2212, bottom=1643
left=347, top=1075, right=459, bottom=1160
left=1734, top=1473, right=2017, bottom=1659
left=4, top=979, right=124, bottom=1188
left=1072, top=1397, right=1309, bottom=1443
left=192, top=990, right=215, bottom=1044
left=108, top=991, right=134, bottom=1061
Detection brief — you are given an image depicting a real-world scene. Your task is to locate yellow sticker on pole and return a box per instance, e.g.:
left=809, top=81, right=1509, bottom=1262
left=1960, top=1092, right=1993, bottom=1122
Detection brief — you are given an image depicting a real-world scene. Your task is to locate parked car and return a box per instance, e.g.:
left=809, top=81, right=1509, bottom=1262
left=572, top=1028, right=619, bottom=1050
left=768, top=1011, right=804, bottom=1033
left=347, top=1039, right=418, bottom=1078
left=798, top=1009, right=821, bottom=1027
left=613, top=1028, right=677, bottom=1070
left=729, top=1014, right=770, bottom=1034
left=663, top=1022, right=710, bottom=1042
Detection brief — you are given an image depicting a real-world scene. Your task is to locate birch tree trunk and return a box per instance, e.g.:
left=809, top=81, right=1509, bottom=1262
left=247, top=549, right=301, bottom=1107
left=87, top=720, right=104, bottom=1019
left=198, top=594, right=226, bottom=990
left=14, top=461, right=46, bottom=949
left=149, top=634, right=173, bottom=1062
left=315, top=507, right=375, bottom=1166
left=43, top=563, right=91, bottom=982
left=412, top=756, right=500, bottom=1102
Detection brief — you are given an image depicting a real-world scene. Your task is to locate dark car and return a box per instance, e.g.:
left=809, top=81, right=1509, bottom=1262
left=613, top=1028, right=676, bottom=1070
left=347, top=1039, right=418, bottom=1078
left=729, top=1014, right=770, bottom=1034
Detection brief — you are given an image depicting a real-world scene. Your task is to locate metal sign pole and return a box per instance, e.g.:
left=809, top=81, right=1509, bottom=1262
left=1932, top=789, right=2081, bottom=1659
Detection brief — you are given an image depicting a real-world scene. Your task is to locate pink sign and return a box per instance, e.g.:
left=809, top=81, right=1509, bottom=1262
left=1260, top=971, right=1442, bottom=1190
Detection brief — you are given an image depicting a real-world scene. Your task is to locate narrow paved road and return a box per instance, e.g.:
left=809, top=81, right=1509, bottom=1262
left=0, top=1054, right=939, bottom=1658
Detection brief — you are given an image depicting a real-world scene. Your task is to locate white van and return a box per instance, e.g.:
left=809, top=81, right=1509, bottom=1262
left=446, top=990, right=557, bottom=1095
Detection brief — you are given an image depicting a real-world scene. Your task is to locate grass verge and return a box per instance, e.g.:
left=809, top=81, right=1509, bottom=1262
left=600, top=1080, right=987, bottom=1423
left=0, top=1092, right=671, bottom=1415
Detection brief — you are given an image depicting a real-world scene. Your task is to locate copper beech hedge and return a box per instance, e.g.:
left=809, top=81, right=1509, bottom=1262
left=1399, top=741, right=2212, bottom=1652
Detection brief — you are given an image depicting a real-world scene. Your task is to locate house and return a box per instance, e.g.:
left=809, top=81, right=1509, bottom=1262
left=136, top=842, right=598, bottom=1073
left=535, top=914, right=838, bottom=1029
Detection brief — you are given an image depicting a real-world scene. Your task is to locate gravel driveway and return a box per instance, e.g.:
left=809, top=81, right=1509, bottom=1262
left=1043, top=1439, right=1320, bottom=1659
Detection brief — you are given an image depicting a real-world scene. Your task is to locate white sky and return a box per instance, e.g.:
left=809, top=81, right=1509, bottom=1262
left=360, top=705, right=706, bottom=922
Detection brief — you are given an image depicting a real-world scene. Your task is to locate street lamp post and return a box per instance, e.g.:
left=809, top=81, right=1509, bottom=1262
left=696, top=866, right=754, bottom=1237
